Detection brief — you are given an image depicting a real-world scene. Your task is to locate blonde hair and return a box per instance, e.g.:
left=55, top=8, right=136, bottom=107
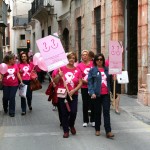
left=67, top=52, right=77, bottom=62
left=81, top=50, right=89, bottom=55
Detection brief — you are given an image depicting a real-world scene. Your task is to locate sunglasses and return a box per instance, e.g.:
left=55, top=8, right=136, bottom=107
left=96, top=58, right=103, bottom=61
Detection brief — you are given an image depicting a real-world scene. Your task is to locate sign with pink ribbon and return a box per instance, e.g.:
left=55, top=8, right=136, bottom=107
left=36, top=33, right=68, bottom=72
left=109, top=41, right=123, bottom=74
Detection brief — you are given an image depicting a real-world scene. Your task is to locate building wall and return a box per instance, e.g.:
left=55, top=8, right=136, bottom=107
left=138, top=0, right=150, bottom=106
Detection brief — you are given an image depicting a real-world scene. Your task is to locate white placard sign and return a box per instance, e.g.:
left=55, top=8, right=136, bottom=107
left=117, top=71, right=129, bottom=84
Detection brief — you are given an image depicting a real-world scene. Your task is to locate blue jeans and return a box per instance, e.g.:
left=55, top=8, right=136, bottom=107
left=3, top=86, right=18, bottom=115
left=21, top=80, right=32, bottom=112
left=59, top=95, right=78, bottom=133
left=94, top=94, right=111, bottom=133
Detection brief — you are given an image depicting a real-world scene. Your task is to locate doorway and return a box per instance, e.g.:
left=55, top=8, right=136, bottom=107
left=127, top=0, right=138, bottom=95
left=63, top=28, right=69, bottom=52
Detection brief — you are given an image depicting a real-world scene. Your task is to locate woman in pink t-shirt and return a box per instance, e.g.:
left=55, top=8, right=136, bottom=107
left=2, top=54, right=23, bottom=117
left=18, top=52, right=34, bottom=115
left=77, top=50, right=95, bottom=127
left=53, top=52, right=82, bottom=138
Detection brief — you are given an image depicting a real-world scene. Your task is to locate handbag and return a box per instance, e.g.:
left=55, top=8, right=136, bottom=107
left=30, top=79, right=42, bottom=91
left=30, top=70, right=38, bottom=80
left=19, top=84, right=27, bottom=98
left=57, top=88, right=67, bottom=98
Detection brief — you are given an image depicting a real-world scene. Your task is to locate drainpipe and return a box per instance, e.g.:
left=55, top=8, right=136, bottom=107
left=69, top=0, right=74, bottom=13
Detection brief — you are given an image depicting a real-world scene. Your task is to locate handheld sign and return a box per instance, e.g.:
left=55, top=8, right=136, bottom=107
left=109, top=41, right=123, bottom=74
left=36, top=34, right=68, bottom=72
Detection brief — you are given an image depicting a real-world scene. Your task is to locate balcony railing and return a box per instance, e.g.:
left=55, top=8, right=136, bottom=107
left=28, top=0, right=53, bottom=23
left=13, top=15, right=28, bottom=27
left=0, top=0, right=7, bottom=27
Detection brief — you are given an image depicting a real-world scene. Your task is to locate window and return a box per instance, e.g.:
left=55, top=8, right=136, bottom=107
left=48, top=26, right=51, bottom=35
left=3, top=32, right=5, bottom=46
left=42, top=30, right=44, bottom=38
left=6, top=37, right=10, bottom=45
left=94, top=7, right=101, bottom=53
left=20, top=34, right=25, bottom=40
left=77, top=17, right=82, bottom=62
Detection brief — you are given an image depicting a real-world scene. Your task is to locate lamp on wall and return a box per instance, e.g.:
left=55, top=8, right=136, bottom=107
left=7, top=5, right=11, bottom=13
left=46, top=3, right=57, bottom=19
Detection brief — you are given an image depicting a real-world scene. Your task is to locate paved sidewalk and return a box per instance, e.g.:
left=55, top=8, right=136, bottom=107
left=120, top=94, right=150, bottom=125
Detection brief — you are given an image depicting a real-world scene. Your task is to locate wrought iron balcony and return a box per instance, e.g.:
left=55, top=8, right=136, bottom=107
left=13, top=15, right=28, bottom=28
left=0, top=0, right=7, bottom=27
left=28, top=0, right=55, bottom=23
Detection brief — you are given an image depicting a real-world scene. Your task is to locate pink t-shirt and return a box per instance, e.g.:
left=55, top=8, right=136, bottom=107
left=77, top=61, right=93, bottom=88
left=98, top=68, right=108, bottom=95
left=105, top=59, right=109, bottom=67
left=52, top=69, right=58, bottom=78
left=18, top=62, right=34, bottom=80
left=56, top=66, right=82, bottom=95
left=3, top=64, right=19, bottom=86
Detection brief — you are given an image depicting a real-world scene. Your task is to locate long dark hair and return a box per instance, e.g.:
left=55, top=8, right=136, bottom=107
left=93, top=53, right=105, bottom=67
left=19, top=52, right=29, bottom=64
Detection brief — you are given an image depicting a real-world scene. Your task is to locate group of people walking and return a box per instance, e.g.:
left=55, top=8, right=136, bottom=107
left=50, top=50, right=118, bottom=139
left=0, top=49, right=121, bottom=139
left=0, top=52, right=34, bottom=117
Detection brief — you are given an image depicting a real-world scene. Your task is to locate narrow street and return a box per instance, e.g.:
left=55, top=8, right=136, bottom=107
left=0, top=80, right=150, bottom=150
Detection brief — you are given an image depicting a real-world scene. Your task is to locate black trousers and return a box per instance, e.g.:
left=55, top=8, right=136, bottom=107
left=81, top=88, right=94, bottom=123
left=94, top=94, right=111, bottom=133
left=59, top=95, right=78, bottom=133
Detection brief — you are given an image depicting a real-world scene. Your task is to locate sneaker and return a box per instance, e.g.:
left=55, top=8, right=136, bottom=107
left=21, top=112, right=26, bottom=116
left=63, top=132, right=69, bottom=138
left=92, top=122, right=95, bottom=127
left=95, top=131, right=100, bottom=136
left=83, top=123, right=88, bottom=127
left=70, top=127, right=76, bottom=135
left=106, top=132, right=114, bottom=139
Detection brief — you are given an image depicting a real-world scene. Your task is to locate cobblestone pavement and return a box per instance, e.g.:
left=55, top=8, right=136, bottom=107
left=0, top=81, right=150, bottom=150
